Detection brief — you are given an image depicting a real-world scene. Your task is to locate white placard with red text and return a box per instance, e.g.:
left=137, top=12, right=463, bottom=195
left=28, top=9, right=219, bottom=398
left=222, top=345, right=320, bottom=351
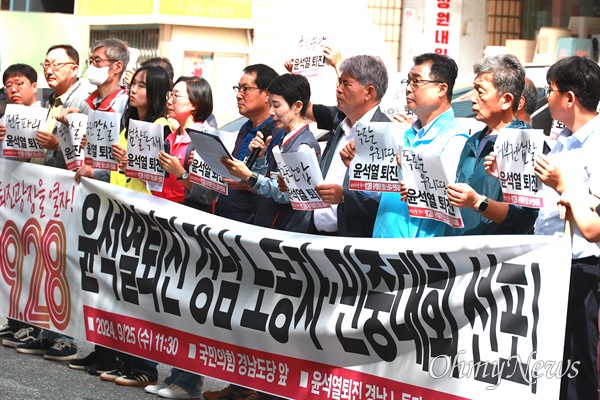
left=400, top=145, right=463, bottom=228
left=188, top=127, right=236, bottom=196
left=349, top=121, right=403, bottom=192
left=272, top=145, right=327, bottom=210
left=125, top=119, right=165, bottom=186
left=1, top=104, right=48, bottom=158
left=57, top=113, right=87, bottom=170
left=0, top=158, right=573, bottom=400
left=84, top=110, right=121, bottom=171
left=494, top=128, right=545, bottom=208
left=290, top=34, right=328, bottom=77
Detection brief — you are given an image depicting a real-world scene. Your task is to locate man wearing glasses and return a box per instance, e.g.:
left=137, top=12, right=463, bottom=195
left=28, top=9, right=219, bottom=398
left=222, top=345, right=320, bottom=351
left=446, top=54, right=537, bottom=235
left=0, top=63, right=40, bottom=159
left=10, top=45, right=92, bottom=363
left=36, top=44, right=93, bottom=168
left=532, top=56, right=600, bottom=400
left=65, top=38, right=130, bottom=184
left=372, top=53, right=469, bottom=238
left=82, top=38, right=129, bottom=115
left=213, top=64, right=283, bottom=224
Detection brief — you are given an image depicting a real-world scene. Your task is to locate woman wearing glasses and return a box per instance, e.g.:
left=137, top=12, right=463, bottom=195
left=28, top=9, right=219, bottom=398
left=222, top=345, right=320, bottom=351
left=222, top=73, right=322, bottom=232
left=156, top=76, right=218, bottom=211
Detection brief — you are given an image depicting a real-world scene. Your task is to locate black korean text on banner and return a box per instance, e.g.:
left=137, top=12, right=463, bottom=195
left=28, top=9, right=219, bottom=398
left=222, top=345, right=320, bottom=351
left=2, top=104, right=48, bottom=158
left=493, top=128, right=545, bottom=208
left=57, top=113, right=87, bottom=170
left=187, top=127, right=237, bottom=196
left=349, top=121, right=403, bottom=192
left=125, top=119, right=166, bottom=186
left=400, top=145, right=463, bottom=228
left=85, top=110, right=121, bottom=171
left=272, top=146, right=327, bottom=210
left=291, top=33, right=328, bottom=77
left=0, top=158, right=575, bottom=400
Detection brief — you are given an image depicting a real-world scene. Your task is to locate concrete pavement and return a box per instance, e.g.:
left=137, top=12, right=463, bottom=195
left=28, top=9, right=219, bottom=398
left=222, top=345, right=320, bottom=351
left=0, top=326, right=229, bottom=400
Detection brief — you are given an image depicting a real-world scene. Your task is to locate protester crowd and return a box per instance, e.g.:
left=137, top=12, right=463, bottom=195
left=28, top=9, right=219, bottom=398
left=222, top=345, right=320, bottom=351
left=1, top=37, right=599, bottom=400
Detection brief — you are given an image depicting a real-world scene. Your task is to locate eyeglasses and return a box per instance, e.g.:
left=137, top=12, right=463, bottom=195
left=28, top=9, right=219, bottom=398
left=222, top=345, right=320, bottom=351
left=85, top=58, right=118, bottom=67
left=544, top=85, right=565, bottom=98
left=40, top=62, right=75, bottom=71
left=3, top=81, right=28, bottom=93
left=401, top=78, right=445, bottom=89
left=233, top=85, right=259, bottom=95
left=166, top=91, right=189, bottom=101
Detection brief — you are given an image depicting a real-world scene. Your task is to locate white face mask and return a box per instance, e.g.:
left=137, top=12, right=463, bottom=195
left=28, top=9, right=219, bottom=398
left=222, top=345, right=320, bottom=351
left=87, top=64, right=112, bottom=86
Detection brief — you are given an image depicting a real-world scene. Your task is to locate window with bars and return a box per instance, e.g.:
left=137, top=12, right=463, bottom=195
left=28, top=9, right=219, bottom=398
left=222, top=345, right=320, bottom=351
left=90, top=28, right=160, bottom=67
left=487, top=0, right=522, bottom=45
left=367, top=0, right=403, bottom=70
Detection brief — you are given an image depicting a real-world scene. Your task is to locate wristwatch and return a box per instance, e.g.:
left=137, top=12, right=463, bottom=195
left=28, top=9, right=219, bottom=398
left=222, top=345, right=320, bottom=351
left=177, top=171, right=189, bottom=181
left=475, top=195, right=489, bottom=213
left=246, top=172, right=259, bottom=187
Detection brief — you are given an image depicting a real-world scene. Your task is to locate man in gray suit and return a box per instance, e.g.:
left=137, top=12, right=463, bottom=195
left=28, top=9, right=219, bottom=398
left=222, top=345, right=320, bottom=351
left=315, top=55, right=389, bottom=237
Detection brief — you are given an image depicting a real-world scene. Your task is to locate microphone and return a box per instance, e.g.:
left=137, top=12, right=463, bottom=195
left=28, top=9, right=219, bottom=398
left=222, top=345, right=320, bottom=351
left=245, top=122, right=274, bottom=169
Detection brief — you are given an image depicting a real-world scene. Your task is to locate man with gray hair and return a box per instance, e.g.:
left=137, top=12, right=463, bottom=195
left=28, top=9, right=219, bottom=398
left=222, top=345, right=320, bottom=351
left=83, top=37, right=129, bottom=113
left=446, top=54, right=538, bottom=235
left=315, top=55, right=390, bottom=237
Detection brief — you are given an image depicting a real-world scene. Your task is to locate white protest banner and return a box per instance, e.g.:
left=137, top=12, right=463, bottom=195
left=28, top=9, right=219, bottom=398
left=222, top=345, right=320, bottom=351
left=401, top=145, right=463, bottom=228
left=494, top=128, right=545, bottom=208
left=188, top=127, right=237, bottom=195
left=349, top=121, right=403, bottom=192
left=85, top=110, right=121, bottom=171
left=272, top=146, right=327, bottom=210
left=291, top=34, right=328, bottom=77
left=2, top=104, right=48, bottom=158
left=0, top=158, right=574, bottom=400
left=125, top=119, right=165, bottom=186
left=57, top=113, right=87, bottom=170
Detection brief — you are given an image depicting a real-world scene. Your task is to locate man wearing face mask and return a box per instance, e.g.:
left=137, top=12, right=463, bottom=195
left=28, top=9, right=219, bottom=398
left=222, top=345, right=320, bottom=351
left=61, top=38, right=130, bottom=184
left=83, top=38, right=129, bottom=114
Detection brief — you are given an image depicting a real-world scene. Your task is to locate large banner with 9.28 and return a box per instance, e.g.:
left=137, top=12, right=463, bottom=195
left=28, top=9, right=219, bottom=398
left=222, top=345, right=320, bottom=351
left=0, top=158, right=573, bottom=400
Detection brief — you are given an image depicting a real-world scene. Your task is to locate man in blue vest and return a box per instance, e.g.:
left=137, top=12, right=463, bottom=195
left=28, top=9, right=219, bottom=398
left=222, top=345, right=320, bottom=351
left=373, top=53, right=468, bottom=238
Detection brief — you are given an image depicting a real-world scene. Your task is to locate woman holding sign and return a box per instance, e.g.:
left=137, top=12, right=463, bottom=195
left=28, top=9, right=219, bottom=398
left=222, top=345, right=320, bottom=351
left=157, top=76, right=218, bottom=212
left=74, top=65, right=174, bottom=387
left=221, top=73, right=322, bottom=232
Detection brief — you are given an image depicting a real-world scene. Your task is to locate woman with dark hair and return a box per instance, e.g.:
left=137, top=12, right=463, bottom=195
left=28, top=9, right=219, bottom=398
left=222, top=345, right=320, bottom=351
left=157, top=76, right=218, bottom=212
left=222, top=73, right=321, bottom=232
left=106, top=65, right=175, bottom=191
left=73, top=65, right=175, bottom=386
left=143, top=76, right=217, bottom=399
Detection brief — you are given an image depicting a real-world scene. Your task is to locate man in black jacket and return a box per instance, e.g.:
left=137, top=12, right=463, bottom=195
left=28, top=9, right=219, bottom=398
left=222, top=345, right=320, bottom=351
left=315, top=55, right=390, bottom=237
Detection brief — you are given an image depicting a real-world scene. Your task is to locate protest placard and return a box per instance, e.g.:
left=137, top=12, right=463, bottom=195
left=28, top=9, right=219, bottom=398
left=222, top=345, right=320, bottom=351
left=494, top=128, right=545, bottom=208
left=349, top=121, right=403, bottom=192
left=272, top=146, right=327, bottom=210
left=401, top=145, right=463, bottom=228
left=290, top=34, right=328, bottom=77
left=84, top=110, right=121, bottom=171
left=125, top=119, right=166, bottom=187
left=57, top=113, right=87, bottom=170
left=2, top=104, right=48, bottom=158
